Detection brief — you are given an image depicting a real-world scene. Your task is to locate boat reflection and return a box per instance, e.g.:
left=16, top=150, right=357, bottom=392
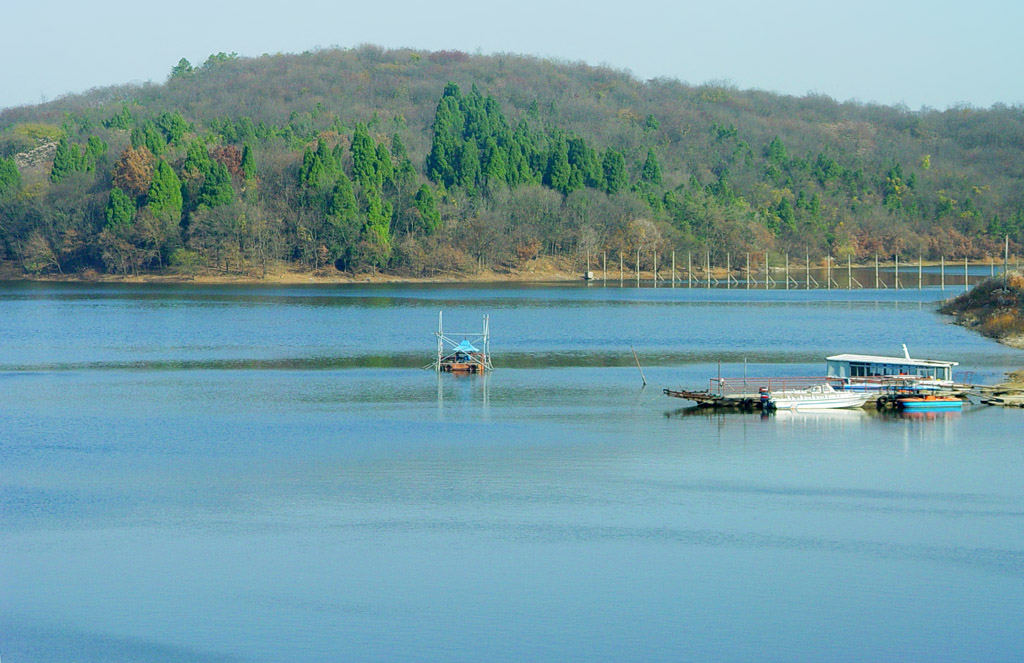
left=666, top=404, right=964, bottom=424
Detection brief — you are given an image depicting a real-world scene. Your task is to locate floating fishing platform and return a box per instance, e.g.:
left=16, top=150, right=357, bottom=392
left=431, top=311, right=492, bottom=373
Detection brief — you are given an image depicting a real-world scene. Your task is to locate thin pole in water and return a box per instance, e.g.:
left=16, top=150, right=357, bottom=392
left=848, top=255, right=852, bottom=289
left=603, top=251, right=606, bottom=286
left=636, top=250, right=640, bottom=288
left=895, top=254, right=900, bottom=289
left=746, top=252, right=750, bottom=289
left=941, top=255, right=945, bottom=290
left=727, top=253, right=731, bottom=289
left=765, top=252, right=769, bottom=290
left=875, top=255, right=879, bottom=289
left=827, top=256, right=831, bottom=290
left=965, top=256, right=969, bottom=292
left=619, top=252, right=623, bottom=288
left=806, top=253, right=811, bottom=289
left=707, top=251, right=711, bottom=289
left=918, top=256, right=922, bottom=290
left=688, top=252, right=692, bottom=288
left=672, top=251, right=676, bottom=288
left=786, top=253, right=790, bottom=290
left=631, top=345, right=647, bottom=387
left=653, top=252, right=658, bottom=289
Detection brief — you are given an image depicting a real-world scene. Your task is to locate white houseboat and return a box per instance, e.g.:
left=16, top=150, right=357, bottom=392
left=825, top=345, right=957, bottom=390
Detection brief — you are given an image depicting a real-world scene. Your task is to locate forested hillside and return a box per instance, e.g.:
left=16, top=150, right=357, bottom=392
left=1, top=45, right=1023, bottom=278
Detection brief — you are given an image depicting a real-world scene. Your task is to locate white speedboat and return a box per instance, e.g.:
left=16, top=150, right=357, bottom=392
left=761, top=384, right=871, bottom=411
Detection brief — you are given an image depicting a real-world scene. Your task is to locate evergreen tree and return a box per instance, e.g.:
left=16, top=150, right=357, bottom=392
left=544, top=135, right=571, bottom=194
left=564, top=137, right=589, bottom=194
left=325, top=172, right=360, bottom=260
left=196, top=161, right=235, bottom=210
left=300, top=147, right=324, bottom=188
left=148, top=160, right=183, bottom=217
left=183, top=141, right=213, bottom=177
left=390, top=133, right=417, bottom=189
left=351, top=124, right=380, bottom=191
left=413, top=184, right=442, bottom=233
left=241, top=143, right=256, bottom=181
left=362, top=189, right=393, bottom=268
left=156, top=112, right=190, bottom=145
left=169, top=58, right=194, bottom=79
left=131, top=121, right=166, bottom=156
left=50, top=136, right=80, bottom=183
left=481, top=136, right=507, bottom=188
left=775, top=197, right=795, bottom=233
left=426, top=85, right=465, bottom=187
left=0, top=157, right=21, bottom=198
left=641, top=148, right=662, bottom=186
left=766, top=136, right=787, bottom=164
left=329, top=172, right=358, bottom=222
left=105, top=188, right=135, bottom=229
left=83, top=136, right=108, bottom=172
left=375, top=143, right=394, bottom=189
left=455, top=139, right=480, bottom=189
left=103, top=105, right=133, bottom=130
left=602, top=149, right=628, bottom=194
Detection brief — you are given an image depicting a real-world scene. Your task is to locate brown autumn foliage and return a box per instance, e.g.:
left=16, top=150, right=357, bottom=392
left=212, top=145, right=243, bottom=179
left=111, top=145, right=155, bottom=198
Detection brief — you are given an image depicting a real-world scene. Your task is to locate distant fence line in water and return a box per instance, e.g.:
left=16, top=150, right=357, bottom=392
left=584, top=250, right=1022, bottom=290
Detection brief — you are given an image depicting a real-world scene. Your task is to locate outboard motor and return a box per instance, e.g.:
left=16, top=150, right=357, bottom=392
left=759, top=387, right=773, bottom=411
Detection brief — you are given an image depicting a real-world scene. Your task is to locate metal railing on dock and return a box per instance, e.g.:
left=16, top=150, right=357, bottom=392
left=710, top=376, right=845, bottom=397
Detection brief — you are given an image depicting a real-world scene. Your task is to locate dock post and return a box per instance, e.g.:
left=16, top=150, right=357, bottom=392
left=991, top=256, right=995, bottom=277
left=785, top=253, right=789, bottom=290
left=827, top=256, right=831, bottom=290
left=806, top=252, right=811, bottom=289
left=848, top=255, right=852, bottom=289
left=726, top=253, right=731, bottom=289
left=746, top=252, right=750, bottom=289
left=875, top=255, right=879, bottom=289
left=653, top=252, right=658, bottom=288
left=706, top=251, right=711, bottom=289
left=918, top=256, right=922, bottom=290
left=603, top=251, right=607, bottom=286
left=965, top=256, right=969, bottom=292
left=619, top=252, right=623, bottom=288
left=636, top=250, right=640, bottom=288
left=895, top=254, right=900, bottom=289
left=765, top=251, right=769, bottom=290
left=672, top=251, right=676, bottom=288
left=688, top=252, right=692, bottom=288
left=941, top=255, right=945, bottom=290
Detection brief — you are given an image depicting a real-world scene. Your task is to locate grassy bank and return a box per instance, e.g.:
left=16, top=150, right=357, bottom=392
left=940, top=273, right=1024, bottom=349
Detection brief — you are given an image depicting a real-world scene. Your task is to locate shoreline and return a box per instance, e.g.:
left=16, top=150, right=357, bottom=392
left=1, top=257, right=1015, bottom=287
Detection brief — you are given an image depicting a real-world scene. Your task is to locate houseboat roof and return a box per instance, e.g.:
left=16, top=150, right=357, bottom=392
left=826, top=353, right=958, bottom=368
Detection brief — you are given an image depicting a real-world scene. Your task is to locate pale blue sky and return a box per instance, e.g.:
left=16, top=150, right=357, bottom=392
left=4, top=0, right=1022, bottom=111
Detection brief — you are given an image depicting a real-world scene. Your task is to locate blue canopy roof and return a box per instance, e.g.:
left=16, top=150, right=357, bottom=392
left=454, top=340, right=480, bottom=353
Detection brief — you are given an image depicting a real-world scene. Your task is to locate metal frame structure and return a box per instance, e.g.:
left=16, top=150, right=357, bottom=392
left=432, top=311, right=492, bottom=372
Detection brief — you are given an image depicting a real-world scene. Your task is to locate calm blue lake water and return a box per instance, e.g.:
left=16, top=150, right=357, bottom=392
left=2, top=281, right=1024, bottom=662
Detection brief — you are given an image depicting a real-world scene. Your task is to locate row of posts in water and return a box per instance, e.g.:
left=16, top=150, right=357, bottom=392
left=586, top=251, right=1019, bottom=291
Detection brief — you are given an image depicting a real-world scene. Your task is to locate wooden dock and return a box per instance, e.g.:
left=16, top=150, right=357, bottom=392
left=662, top=388, right=761, bottom=409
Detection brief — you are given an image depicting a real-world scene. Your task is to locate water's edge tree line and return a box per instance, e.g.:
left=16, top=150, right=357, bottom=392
left=1, top=46, right=1022, bottom=278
